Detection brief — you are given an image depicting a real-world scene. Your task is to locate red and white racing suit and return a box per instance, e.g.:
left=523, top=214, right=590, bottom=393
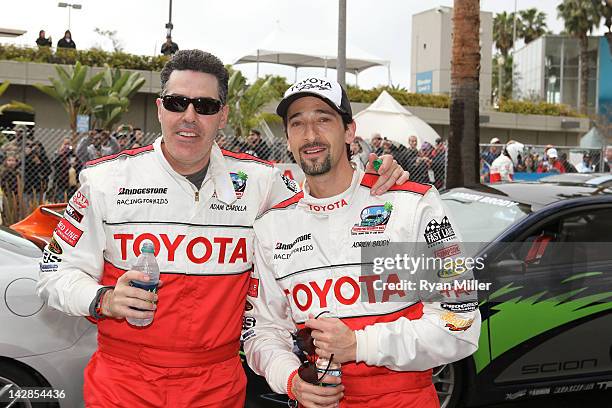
left=243, top=169, right=481, bottom=407
left=489, top=154, right=514, bottom=182
left=36, top=137, right=297, bottom=407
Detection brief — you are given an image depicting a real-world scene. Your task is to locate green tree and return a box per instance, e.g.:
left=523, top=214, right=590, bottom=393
left=33, top=62, right=105, bottom=141
left=519, top=8, right=549, bottom=44
left=90, top=65, right=145, bottom=130
left=0, top=81, right=34, bottom=115
left=448, top=0, right=481, bottom=188
left=33, top=62, right=145, bottom=141
left=557, top=0, right=602, bottom=114
left=493, top=11, right=520, bottom=57
left=226, top=71, right=281, bottom=137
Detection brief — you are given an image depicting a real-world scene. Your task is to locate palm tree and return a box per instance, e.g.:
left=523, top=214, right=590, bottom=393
left=226, top=70, right=280, bottom=138
left=448, top=0, right=481, bottom=188
left=0, top=81, right=34, bottom=115
left=519, top=8, right=549, bottom=44
left=557, top=0, right=602, bottom=114
left=90, top=65, right=145, bottom=130
left=597, top=0, right=612, bottom=55
left=493, top=11, right=518, bottom=57
left=33, top=62, right=105, bottom=142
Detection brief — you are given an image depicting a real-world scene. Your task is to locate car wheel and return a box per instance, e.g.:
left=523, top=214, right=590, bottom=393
left=433, top=362, right=463, bottom=408
left=0, top=361, right=57, bottom=408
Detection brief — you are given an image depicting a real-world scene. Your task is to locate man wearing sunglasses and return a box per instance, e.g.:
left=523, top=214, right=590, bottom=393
left=37, top=50, right=409, bottom=407
left=242, top=77, right=481, bottom=407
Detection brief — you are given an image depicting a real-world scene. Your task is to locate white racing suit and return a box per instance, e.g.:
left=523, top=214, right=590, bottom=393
left=36, top=137, right=298, bottom=407
left=243, top=169, right=481, bottom=407
left=489, top=154, right=514, bottom=182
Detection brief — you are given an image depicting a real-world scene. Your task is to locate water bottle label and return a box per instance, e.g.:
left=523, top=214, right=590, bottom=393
left=316, top=368, right=341, bottom=387
left=128, top=280, right=158, bottom=311
left=129, top=280, right=158, bottom=292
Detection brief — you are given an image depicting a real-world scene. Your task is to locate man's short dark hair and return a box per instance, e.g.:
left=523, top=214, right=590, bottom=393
left=160, top=50, right=229, bottom=104
left=249, top=129, right=261, bottom=136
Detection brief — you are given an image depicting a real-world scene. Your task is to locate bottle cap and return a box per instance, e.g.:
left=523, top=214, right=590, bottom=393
left=141, top=242, right=155, bottom=254
left=373, top=158, right=383, bottom=171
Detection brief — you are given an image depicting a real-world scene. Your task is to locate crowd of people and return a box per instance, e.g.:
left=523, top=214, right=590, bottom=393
left=3, top=122, right=610, bottom=209
left=0, top=125, right=149, bottom=210
left=348, top=133, right=447, bottom=189
left=481, top=137, right=612, bottom=183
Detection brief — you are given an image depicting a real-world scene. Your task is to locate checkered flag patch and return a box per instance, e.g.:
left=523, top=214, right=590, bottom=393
left=425, top=219, right=441, bottom=233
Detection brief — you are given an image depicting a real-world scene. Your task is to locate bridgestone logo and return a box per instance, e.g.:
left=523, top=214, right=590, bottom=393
left=275, top=233, right=312, bottom=250
left=441, top=301, right=479, bottom=313
left=118, top=187, right=168, bottom=195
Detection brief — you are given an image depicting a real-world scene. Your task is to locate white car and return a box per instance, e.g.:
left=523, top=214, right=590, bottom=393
left=0, top=205, right=96, bottom=408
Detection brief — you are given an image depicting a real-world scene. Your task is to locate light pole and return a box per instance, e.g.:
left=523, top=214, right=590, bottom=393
left=497, top=55, right=505, bottom=104
left=548, top=75, right=557, bottom=104
left=57, top=2, right=82, bottom=31
left=337, top=0, right=346, bottom=88
left=165, top=0, right=174, bottom=38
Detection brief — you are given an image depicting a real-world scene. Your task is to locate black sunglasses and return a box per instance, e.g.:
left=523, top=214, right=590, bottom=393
left=161, top=94, right=223, bottom=115
left=294, top=311, right=335, bottom=385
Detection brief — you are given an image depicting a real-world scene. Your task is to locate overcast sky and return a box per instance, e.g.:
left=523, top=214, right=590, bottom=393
left=1, top=1, right=607, bottom=89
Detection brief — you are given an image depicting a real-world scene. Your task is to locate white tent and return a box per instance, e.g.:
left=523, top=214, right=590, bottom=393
left=354, top=91, right=440, bottom=148
left=233, top=27, right=390, bottom=86
left=580, top=127, right=607, bottom=148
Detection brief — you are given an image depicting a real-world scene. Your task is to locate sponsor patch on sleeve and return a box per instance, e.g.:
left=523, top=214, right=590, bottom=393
left=39, top=263, right=59, bottom=273
left=247, top=277, right=259, bottom=298
left=440, top=311, right=474, bottom=332
left=241, top=329, right=256, bottom=342
left=242, top=316, right=256, bottom=330
left=41, top=249, right=62, bottom=264
left=70, top=190, right=90, bottom=210
left=441, top=301, right=479, bottom=313
left=281, top=174, right=299, bottom=193
left=54, top=219, right=83, bottom=247
left=65, top=203, right=84, bottom=223
left=424, top=216, right=456, bottom=246
left=48, top=237, right=63, bottom=255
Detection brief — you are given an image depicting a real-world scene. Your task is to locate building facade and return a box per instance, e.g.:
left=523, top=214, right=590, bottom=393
left=513, top=34, right=612, bottom=118
left=410, top=6, right=493, bottom=110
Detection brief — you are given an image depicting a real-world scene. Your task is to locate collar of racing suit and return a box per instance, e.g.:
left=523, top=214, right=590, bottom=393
left=152, top=136, right=237, bottom=205
left=298, top=168, right=363, bottom=214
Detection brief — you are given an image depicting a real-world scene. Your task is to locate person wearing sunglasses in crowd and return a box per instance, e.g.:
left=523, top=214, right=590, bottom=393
left=242, top=77, right=481, bottom=407
left=36, top=50, right=408, bottom=407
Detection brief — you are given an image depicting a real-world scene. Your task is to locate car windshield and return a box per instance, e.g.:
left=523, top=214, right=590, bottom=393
left=0, top=226, right=41, bottom=258
left=442, top=191, right=530, bottom=243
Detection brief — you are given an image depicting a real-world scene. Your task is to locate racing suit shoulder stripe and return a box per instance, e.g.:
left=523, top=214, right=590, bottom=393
left=360, top=173, right=432, bottom=195
left=86, top=145, right=154, bottom=167
left=221, top=149, right=273, bottom=167
left=255, top=191, right=303, bottom=220
left=270, top=191, right=304, bottom=210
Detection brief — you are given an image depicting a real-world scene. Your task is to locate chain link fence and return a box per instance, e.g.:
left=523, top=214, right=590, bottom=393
left=480, top=143, right=609, bottom=183
left=0, top=126, right=160, bottom=225
left=2, top=124, right=610, bottom=225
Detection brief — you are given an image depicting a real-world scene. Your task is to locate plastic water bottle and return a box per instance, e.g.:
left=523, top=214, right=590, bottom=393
left=316, top=357, right=342, bottom=387
left=314, top=312, right=342, bottom=387
left=126, top=242, right=159, bottom=327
